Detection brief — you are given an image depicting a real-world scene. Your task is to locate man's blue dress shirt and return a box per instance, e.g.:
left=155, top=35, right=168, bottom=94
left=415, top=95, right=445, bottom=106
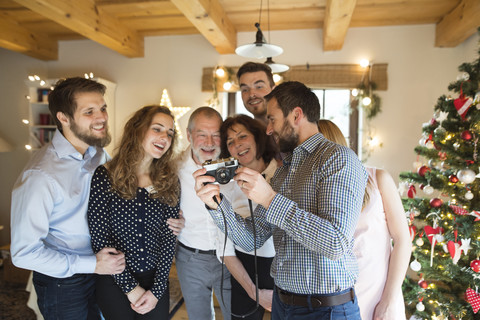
left=10, top=129, right=108, bottom=278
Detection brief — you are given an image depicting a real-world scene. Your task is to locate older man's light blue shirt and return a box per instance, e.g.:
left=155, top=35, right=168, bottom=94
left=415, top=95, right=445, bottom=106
left=10, top=130, right=109, bottom=278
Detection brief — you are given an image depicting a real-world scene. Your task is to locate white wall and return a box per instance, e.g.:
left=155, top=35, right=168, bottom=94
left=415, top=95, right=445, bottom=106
left=0, top=25, right=478, bottom=246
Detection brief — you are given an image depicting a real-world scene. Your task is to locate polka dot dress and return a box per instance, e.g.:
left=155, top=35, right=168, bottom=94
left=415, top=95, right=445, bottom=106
left=87, top=165, right=179, bottom=300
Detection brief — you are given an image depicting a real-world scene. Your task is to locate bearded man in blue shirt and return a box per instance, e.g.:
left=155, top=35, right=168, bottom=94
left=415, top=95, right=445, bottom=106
left=10, top=77, right=126, bottom=320
left=194, top=81, right=367, bottom=320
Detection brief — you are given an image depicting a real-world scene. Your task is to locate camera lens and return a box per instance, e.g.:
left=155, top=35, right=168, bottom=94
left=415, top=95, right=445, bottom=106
left=215, top=167, right=231, bottom=184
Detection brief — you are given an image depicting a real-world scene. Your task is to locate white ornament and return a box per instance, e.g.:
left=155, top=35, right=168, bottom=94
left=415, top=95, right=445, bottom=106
left=458, top=169, right=476, bottom=184
left=410, top=259, right=421, bottom=272
left=416, top=238, right=424, bottom=246
left=426, top=141, right=435, bottom=149
left=423, top=185, right=434, bottom=195
left=398, top=181, right=409, bottom=195
left=435, top=234, right=444, bottom=242
left=457, top=72, right=470, bottom=81
left=436, top=111, right=449, bottom=123
left=419, top=137, right=427, bottom=146
left=460, top=238, right=472, bottom=255
left=416, top=301, right=425, bottom=312
left=453, top=142, right=460, bottom=150
left=465, top=190, right=474, bottom=200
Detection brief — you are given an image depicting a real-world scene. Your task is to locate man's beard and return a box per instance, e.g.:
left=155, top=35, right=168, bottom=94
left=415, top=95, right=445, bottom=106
left=191, top=145, right=220, bottom=164
left=277, top=121, right=298, bottom=153
left=70, top=120, right=111, bottom=148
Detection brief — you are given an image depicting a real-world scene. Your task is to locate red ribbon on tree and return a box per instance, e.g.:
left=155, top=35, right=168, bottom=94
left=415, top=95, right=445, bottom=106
left=454, top=87, right=473, bottom=121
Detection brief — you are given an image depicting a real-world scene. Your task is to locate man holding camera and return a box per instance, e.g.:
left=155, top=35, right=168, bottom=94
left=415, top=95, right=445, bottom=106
left=175, top=106, right=232, bottom=320
left=194, top=82, right=367, bottom=320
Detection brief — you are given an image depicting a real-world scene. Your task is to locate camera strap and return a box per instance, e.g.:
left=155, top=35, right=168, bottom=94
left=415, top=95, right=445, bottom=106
left=214, top=196, right=260, bottom=318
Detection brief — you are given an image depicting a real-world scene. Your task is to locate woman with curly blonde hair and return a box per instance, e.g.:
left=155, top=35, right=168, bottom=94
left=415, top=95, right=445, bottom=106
left=88, top=105, right=181, bottom=319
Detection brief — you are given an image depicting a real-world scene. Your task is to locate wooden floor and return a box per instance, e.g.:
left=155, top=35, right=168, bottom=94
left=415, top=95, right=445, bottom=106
left=169, top=263, right=271, bottom=320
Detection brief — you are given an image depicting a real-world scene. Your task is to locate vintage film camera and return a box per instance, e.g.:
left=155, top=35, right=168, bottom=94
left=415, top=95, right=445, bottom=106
left=202, top=157, right=239, bottom=184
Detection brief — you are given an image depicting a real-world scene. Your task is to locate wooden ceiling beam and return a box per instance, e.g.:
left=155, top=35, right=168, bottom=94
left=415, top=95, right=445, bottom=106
left=12, top=0, right=144, bottom=58
left=435, top=0, right=480, bottom=47
left=0, top=13, right=58, bottom=61
left=323, top=0, right=357, bottom=51
left=170, top=0, right=236, bottom=54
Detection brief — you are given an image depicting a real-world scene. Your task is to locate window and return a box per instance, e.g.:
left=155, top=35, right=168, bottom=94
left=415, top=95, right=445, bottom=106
left=223, top=89, right=359, bottom=154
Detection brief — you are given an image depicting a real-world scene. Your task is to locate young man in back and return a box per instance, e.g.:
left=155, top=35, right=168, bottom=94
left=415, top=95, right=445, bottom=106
left=237, top=62, right=275, bottom=125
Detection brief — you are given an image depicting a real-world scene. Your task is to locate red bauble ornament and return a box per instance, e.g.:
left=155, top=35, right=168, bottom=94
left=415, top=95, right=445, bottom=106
left=418, top=165, right=431, bottom=177
left=471, top=260, right=480, bottom=273
left=418, top=280, right=428, bottom=289
left=407, top=185, right=416, bottom=199
left=449, top=175, right=459, bottom=183
left=419, top=183, right=425, bottom=190
left=462, top=130, right=473, bottom=140
left=430, top=198, right=443, bottom=208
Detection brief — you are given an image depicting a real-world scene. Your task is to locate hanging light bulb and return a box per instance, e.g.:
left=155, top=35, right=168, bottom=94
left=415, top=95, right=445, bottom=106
left=360, top=59, right=370, bottom=68
left=362, top=96, right=372, bottom=106
left=272, top=74, right=282, bottom=83
left=351, top=89, right=359, bottom=97
left=264, top=57, right=289, bottom=73
left=215, top=67, right=225, bottom=77
left=223, top=82, right=233, bottom=91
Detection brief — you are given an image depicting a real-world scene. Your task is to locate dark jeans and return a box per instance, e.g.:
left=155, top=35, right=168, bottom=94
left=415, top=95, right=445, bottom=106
left=33, top=271, right=102, bottom=320
left=232, top=250, right=274, bottom=320
left=96, top=269, right=169, bottom=320
left=271, top=288, right=360, bottom=320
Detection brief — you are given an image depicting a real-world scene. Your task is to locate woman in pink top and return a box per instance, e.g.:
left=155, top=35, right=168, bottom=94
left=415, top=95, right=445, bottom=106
left=318, top=120, right=412, bottom=320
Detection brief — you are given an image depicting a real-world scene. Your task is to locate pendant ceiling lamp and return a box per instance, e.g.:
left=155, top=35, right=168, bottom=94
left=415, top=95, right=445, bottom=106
left=264, top=57, right=289, bottom=73
left=236, top=23, right=282, bottom=59
left=235, top=0, right=283, bottom=59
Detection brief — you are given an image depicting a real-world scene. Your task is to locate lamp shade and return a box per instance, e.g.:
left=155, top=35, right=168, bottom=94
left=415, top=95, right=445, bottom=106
left=264, top=57, right=289, bottom=73
left=236, top=23, right=283, bottom=59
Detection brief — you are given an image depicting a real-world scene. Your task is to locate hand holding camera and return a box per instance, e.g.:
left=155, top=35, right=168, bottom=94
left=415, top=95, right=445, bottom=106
left=193, top=157, right=239, bottom=209
left=202, top=157, right=239, bottom=184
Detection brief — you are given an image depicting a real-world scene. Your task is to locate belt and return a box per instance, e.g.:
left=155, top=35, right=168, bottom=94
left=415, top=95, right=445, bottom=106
left=178, top=241, right=216, bottom=255
left=276, top=286, right=355, bottom=308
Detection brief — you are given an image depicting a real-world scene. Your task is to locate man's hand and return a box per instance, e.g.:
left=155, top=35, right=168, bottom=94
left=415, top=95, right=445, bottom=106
left=233, top=167, right=277, bottom=209
left=131, top=290, right=158, bottom=315
left=167, top=210, right=185, bottom=236
left=193, top=168, right=221, bottom=209
left=247, top=283, right=273, bottom=312
left=94, top=247, right=125, bottom=274
left=258, top=289, right=273, bottom=312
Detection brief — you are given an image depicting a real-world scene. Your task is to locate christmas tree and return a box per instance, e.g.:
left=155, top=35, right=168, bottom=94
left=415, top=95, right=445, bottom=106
left=401, top=31, right=480, bottom=319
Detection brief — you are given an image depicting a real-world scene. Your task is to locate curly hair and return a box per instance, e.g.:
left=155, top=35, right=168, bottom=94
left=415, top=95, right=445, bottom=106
left=219, top=114, right=278, bottom=164
left=107, top=105, right=180, bottom=206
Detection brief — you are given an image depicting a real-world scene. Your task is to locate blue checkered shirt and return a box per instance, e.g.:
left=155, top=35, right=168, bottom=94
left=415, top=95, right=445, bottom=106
left=209, top=133, right=367, bottom=295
